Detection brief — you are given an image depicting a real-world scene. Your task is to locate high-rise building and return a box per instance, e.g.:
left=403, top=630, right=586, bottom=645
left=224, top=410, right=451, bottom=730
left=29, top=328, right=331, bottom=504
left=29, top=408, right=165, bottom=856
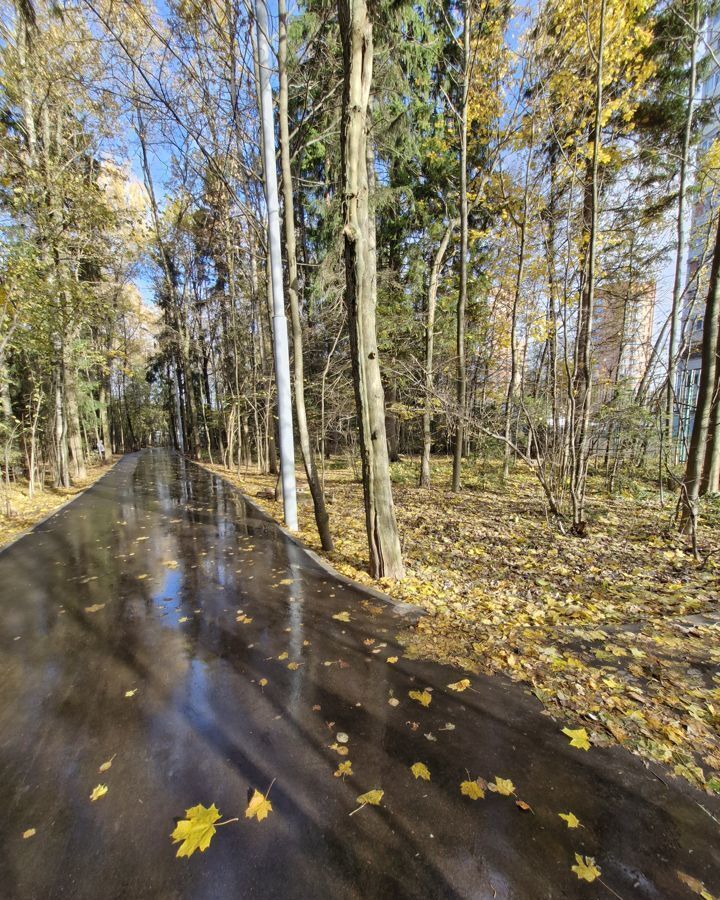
left=593, top=281, right=656, bottom=398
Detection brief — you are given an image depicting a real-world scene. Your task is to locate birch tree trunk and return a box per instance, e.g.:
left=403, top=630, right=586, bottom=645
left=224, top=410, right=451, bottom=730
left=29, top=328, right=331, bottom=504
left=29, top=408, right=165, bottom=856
left=338, top=0, right=404, bottom=579
left=278, top=0, right=333, bottom=550
left=666, top=0, right=700, bottom=464
left=420, top=219, right=455, bottom=487
left=569, top=0, right=606, bottom=534
left=452, top=0, right=471, bottom=494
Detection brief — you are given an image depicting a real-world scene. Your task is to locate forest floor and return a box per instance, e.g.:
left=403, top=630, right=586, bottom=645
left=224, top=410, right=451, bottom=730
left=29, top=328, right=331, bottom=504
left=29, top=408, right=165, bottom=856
left=0, top=456, right=117, bottom=548
left=204, top=455, right=720, bottom=797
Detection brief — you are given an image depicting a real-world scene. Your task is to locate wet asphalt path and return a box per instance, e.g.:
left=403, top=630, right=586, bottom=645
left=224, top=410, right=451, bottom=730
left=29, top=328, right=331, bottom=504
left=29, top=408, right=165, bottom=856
left=1, top=450, right=719, bottom=899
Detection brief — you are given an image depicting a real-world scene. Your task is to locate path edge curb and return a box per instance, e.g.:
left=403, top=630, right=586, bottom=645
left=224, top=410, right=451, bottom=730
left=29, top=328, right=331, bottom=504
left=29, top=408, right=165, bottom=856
left=193, top=459, right=425, bottom=623
left=0, top=454, right=128, bottom=555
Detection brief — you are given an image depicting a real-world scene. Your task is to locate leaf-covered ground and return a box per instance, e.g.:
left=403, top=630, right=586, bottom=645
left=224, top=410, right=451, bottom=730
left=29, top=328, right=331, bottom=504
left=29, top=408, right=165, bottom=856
left=0, top=457, right=116, bottom=548
left=205, top=456, right=720, bottom=795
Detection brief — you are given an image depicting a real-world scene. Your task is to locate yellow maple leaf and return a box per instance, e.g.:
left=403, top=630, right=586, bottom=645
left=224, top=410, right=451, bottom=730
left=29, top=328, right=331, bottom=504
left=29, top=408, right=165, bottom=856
left=356, top=789, right=383, bottom=806
left=332, top=612, right=351, bottom=622
left=571, top=853, right=601, bottom=882
left=447, top=679, right=471, bottom=692
left=171, top=803, right=222, bottom=857
left=491, top=777, right=515, bottom=796
left=287, top=662, right=300, bottom=671
left=387, top=656, right=398, bottom=664
left=90, top=784, right=108, bottom=802
left=460, top=780, right=485, bottom=800
left=411, top=762, right=431, bottom=781
left=259, top=678, right=268, bottom=687
left=245, top=789, right=273, bottom=822
left=562, top=727, right=591, bottom=750
left=334, top=760, right=353, bottom=778
left=559, top=812, right=581, bottom=828
left=409, top=690, right=432, bottom=707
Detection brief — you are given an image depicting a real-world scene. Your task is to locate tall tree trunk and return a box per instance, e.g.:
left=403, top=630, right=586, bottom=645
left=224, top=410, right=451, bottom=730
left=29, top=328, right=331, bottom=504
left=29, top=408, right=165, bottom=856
left=278, top=0, right=333, bottom=549
left=338, top=0, right=404, bottom=579
left=53, top=366, right=70, bottom=488
left=452, top=0, right=471, bottom=493
left=570, top=0, right=606, bottom=534
left=503, top=137, right=533, bottom=480
left=680, top=213, right=720, bottom=531
left=65, top=351, right=86, bottom=478
left=420, top=219, right=455, bottom=487
left=701, top=356, right=720, bottom=494
left=666, top=0, right=700, bottom=463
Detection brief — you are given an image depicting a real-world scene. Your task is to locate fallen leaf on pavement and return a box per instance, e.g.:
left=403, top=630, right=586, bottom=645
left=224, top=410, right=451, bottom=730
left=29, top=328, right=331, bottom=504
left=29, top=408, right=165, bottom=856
left=90, top=784, right=108, bottom=802
left=489, top=777, right=515, bottom=796
left=246, top=789, right=273, bottom=822
left=98, top=755, right=116, bottom=773
left=409, top=690, right=432, bottom=707
left=559, top=812, right=581, bottom=828
left=171, top=803, right=222, bottom=857
left=460, top=779, right=485, bottom=800
left=571, top=854, right=601, bottom=882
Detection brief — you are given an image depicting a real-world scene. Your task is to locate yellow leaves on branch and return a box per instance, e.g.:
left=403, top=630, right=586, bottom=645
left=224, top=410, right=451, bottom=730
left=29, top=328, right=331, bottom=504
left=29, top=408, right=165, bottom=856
left=409, top=690, right=432, bottom=707
left=571, top=853, right=601, bottom=882
left=562, top=727, right=591, bottom=751
left=411, top=762, right=431, bottom=781
left=172, top=804, right=222, bottom=858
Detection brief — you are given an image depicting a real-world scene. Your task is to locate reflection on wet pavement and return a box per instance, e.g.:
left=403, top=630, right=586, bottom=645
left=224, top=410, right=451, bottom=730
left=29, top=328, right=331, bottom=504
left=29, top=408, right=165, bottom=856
left=0, top=450, right=718, bottom=899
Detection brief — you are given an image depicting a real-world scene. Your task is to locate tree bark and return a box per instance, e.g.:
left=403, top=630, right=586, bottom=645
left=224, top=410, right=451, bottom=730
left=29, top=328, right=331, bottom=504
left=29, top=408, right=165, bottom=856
left=278, top=0, right=333, bottom=549
left=338, top=0, right=404, bottom=579
left=420, top=219, right=455, bottom=487
left=680, top=213, right=720, bottom=530
left=452, top=0, right=471, bottom=493
left=569, top=0, right=606, bottom=534
left=701, top=353, right=720, bottom=494
left=666, top=0, right=700, bottom=463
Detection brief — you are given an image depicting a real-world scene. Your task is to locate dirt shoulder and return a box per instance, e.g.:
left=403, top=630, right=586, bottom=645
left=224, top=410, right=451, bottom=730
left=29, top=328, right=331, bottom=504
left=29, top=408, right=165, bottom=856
left=203, top=456, right=720, bottom=795
left=0, top=456, right=120, bottom=550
